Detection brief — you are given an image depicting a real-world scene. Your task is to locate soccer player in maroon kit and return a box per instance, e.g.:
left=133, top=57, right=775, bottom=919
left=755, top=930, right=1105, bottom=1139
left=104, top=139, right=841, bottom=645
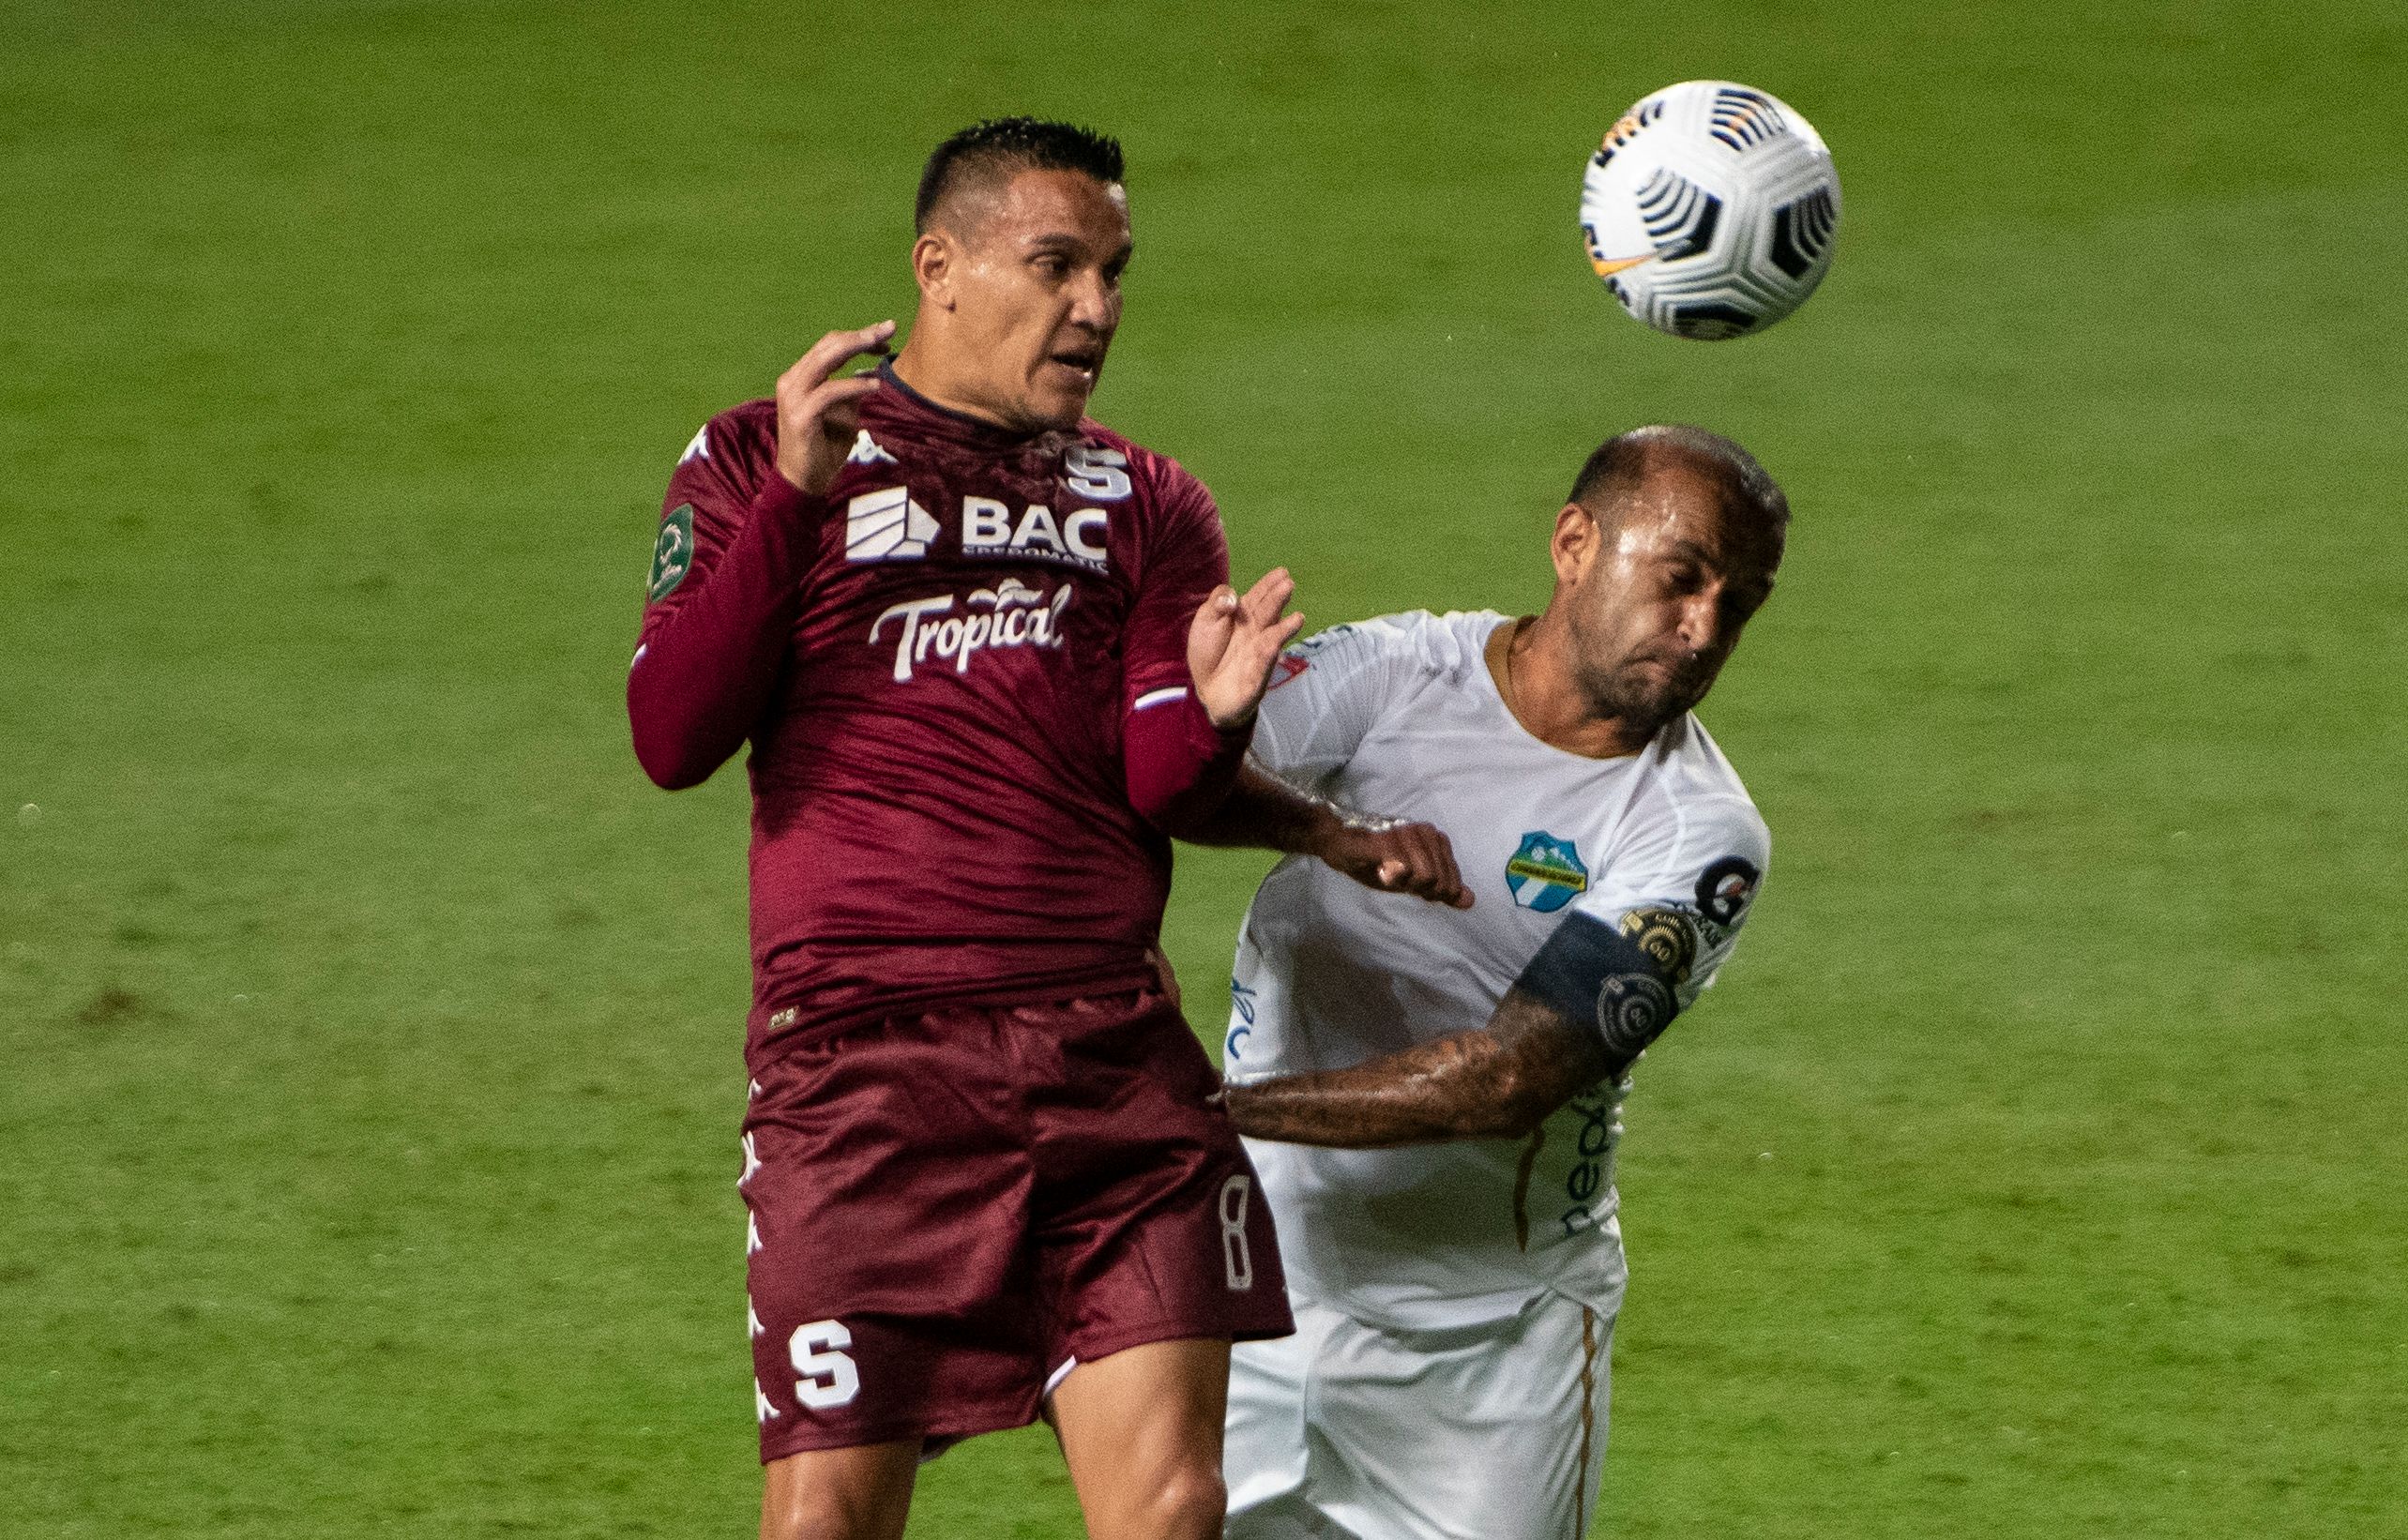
left=628, top=120, right=1463, bottom=1540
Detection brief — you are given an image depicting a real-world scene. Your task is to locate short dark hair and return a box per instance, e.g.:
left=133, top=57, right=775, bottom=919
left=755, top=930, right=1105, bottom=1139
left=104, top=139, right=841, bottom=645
left=916, top=117, right=1126, bottom=234
left=1567, top=424, right=1791, bottom=549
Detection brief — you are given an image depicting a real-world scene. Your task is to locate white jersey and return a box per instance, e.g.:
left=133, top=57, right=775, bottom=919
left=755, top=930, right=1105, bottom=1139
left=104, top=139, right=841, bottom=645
left=1226, top=609, right=1770, bottom=1331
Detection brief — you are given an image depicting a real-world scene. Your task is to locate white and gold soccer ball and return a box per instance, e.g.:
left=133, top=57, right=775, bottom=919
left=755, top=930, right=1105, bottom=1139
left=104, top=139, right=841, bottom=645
left=1579, top=81, right=1840, bottom=340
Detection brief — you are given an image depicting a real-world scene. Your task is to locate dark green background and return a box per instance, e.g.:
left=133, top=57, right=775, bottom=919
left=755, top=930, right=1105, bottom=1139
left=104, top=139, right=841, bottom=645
left=5, top=2, right=2402, bottom=1534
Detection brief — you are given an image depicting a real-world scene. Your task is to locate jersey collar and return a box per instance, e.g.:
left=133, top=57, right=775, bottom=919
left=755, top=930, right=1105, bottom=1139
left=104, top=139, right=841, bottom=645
left=867, top=360, right=1093, bottom=456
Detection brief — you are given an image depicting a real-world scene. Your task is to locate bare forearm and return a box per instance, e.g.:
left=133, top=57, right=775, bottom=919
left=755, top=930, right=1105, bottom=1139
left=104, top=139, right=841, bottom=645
left=1177, top=757, right=1342, bottom=853
left=1226, top=1035, right=1526, bottom=1146
left=1224, top=993, right=1610, bottom=1149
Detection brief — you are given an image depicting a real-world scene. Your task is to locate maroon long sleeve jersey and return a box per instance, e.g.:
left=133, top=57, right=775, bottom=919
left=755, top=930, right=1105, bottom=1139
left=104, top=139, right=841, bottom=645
left=629, top=367, right=1247, bottom=1060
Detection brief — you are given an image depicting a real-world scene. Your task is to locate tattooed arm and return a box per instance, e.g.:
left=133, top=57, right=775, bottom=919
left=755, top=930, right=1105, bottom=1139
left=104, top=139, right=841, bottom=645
left=1223, top=989, right=1609, bottom=1148
left=1225, top=903, right=1701, bottom=1150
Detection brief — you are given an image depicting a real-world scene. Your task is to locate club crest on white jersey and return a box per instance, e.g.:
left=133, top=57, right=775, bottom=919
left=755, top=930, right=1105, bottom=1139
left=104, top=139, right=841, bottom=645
left=1505, top=831, right=1589, bottom=912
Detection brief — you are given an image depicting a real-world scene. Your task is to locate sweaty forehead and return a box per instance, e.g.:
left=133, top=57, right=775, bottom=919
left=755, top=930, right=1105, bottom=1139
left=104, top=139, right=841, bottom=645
left=1612, top=465, right=1719, bottom=540
left=1609, top=464, right=1779, bottom=573
left=941, top=165, right=1129, bottom=247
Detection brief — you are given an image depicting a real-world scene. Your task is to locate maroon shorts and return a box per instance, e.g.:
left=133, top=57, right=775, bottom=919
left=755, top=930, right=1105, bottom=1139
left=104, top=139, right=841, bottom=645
left=739, top=986, right=1293, bottom=1459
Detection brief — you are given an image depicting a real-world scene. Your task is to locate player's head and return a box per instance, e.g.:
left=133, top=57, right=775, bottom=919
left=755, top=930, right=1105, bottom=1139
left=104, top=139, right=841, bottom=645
left=902, top=117, right=1130, bottom=433
left=1546, top=425, right=1788, bottom=734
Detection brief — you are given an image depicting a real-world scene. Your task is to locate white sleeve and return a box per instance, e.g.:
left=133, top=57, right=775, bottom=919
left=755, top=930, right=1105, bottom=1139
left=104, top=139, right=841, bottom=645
left=1566, top=793, right=1770, bottom=1006
left=1247, top=615, right=1427, bottom=788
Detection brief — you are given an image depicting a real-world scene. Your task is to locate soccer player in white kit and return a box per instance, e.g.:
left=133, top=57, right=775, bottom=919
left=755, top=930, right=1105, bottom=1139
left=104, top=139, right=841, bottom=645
left=1210, top=426, right=1788, bottom=1540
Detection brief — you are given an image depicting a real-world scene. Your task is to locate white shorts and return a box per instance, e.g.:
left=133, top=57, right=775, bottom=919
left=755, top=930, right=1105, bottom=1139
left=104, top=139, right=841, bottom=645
left=1223, top=1285, right=1620, bottom=1540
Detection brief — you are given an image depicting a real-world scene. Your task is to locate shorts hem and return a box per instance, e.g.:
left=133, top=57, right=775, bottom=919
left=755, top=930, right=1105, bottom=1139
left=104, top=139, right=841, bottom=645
left=757, top=1397, right=1039, bottom=1464
left=1056, top=1308, right=1295, bottom=1373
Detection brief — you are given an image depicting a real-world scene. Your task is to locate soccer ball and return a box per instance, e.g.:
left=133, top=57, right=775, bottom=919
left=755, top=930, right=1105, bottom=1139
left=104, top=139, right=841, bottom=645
left=1579, top=81, right=1841, bottom=340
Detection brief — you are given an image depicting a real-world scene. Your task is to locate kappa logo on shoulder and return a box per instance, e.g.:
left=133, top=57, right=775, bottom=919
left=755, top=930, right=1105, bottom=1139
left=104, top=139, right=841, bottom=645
left=1506, top=831, right=1589, bottom=913
left=845, top=486, right=940, bottom=562
left=845, top=430, right=898, bottom=466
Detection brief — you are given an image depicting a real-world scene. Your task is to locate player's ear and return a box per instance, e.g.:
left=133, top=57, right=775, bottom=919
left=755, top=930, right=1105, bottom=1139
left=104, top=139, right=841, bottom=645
left=1552, top=503, right=1598, bottom=586
left=911, top=231, right=957, bottom=309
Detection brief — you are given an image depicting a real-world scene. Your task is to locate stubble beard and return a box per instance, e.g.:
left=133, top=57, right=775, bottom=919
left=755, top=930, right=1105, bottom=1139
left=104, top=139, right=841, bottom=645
left=1572, top=653, right=1713, bottom=739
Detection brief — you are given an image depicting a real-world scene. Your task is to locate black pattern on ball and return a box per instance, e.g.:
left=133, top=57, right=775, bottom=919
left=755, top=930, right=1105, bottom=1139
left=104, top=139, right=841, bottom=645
left=1769, top=186, right=1839, bottom=279
left=1592, top=98, right=1667, bottom=168
left=1708, top=86, right=1790, bottom=152
left=1635, top=169, right=1722, bottom=263
left=1670, top=302, right=1758, bottom=340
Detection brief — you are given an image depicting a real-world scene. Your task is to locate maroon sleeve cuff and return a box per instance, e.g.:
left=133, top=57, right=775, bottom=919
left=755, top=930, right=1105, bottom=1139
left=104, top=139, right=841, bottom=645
left=1125, top=687, right=1253, bottom=832
left=747, top=471, right=816, bottom=524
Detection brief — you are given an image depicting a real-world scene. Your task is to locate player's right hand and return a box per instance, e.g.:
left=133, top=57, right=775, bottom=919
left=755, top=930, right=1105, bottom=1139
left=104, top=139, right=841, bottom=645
left=1323, top=812, right=1474, bottom=909
left=774, top=321, right=897, bottom=495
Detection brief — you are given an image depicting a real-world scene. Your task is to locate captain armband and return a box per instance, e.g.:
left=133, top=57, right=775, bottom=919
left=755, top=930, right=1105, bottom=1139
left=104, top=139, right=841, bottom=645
left=1513, top=906, right=1704, bottom=1068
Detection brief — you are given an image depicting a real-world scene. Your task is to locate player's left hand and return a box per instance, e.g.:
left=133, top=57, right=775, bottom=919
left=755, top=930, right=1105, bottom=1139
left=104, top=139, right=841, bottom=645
left=1189, top=568, right=1305, bottom=730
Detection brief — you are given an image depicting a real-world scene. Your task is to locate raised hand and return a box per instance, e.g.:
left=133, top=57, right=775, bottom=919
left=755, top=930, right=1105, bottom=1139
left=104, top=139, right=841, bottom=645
left=773, top=321, right=898, bottom=494
left=1188, top=567, right=1306, bottom=729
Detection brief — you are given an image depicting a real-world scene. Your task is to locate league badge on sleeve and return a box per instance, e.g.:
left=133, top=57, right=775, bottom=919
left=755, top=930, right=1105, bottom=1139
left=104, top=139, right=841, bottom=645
left=1618, top=906, right=1700, bottom=985
left=1694, top=855, right=1761, bottom=929
left=1506, top=832, right=1590, bottom=913
left=647, top=504, right=695, bottom=603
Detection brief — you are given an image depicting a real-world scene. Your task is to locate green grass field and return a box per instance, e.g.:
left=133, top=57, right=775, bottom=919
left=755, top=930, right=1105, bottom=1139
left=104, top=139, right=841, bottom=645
left=6, top=2, right=2404, bottom=1535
